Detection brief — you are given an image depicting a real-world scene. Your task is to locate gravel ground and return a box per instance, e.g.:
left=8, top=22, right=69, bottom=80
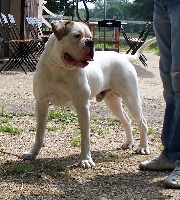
left=0, top=53, right=180, bottom=199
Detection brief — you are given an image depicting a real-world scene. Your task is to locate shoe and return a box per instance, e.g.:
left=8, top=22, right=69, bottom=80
left=139, top=154, right=176, bottom=171
left=165, top=163, right=180, bottom=188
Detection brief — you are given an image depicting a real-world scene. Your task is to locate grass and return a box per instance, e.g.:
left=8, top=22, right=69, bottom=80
left=0, top=125, right=21, bottom=134
left=1, top=117, right=9, bottom=123
left=0, top=104, right=6, bottom=114
left=47, top=124, right=58, bottom=131
left=8, top=164, right=29, bottom=174
left=106, top=118, right=120, bottom=126
left=0, top=104, right=161, bottom=148
left=148, top=127, right=160, bottom=137
left=71, top=132, right=81, bottom=147
left=90, top=117, right=121, bottom=136
left=91, top=124, right=110, bottom=136
left=94, top=29, right=158, bottom=53
left=48, top=107, right=77, bottom=125
left=106, top=151, right=117, bottom=158
left=0, top=105, right=22, bottom=134
left=132, top=130, right=137, bottom=136
left=95, top=39, right=158, bottom=53
left=0, top=104, right=18, bottom=118
left=50, top=163, right=67, bottom=171
left=71, top=117, right=122, bottom=146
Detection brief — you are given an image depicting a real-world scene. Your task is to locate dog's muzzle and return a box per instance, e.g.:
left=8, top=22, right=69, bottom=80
left=63, top=38, right=94, bottom=68
left=85, top=39, right=94, bottom=60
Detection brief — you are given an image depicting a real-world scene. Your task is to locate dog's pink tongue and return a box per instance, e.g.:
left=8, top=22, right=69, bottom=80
left=84, top=55, right=94, bottom=61
left=73, top=55, right=94, bottom=68
left=73, top=61, right=85, bottom=68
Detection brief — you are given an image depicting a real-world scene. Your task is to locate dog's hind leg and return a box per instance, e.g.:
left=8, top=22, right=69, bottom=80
left=103, top=91, right=134, bottom=149
left=122, top=95, right=150, bottom=155
left=21, top=101, right=49, bottom=160
left=103, top=91, right=150, bottom=155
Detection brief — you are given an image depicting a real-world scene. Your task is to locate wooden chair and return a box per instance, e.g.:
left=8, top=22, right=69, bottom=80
left=26, top=17, right=50, bottom=55
left=0, top=13, right=40, bottom=73
left=97, top=20, right=121, bottom=52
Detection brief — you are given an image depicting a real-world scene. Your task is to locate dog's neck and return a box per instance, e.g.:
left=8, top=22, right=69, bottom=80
left=44, top=51, right=63, bottom=68
left=43, top=35, right=64, bottom=68
left=45, top=52, right=55, bottom=64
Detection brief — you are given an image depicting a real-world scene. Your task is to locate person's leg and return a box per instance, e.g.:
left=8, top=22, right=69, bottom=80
left=166, top=0, right=180, bottom=162
left=139, top=0, right=176, bottom=170
left=154, top=0, right=175, bottom=156
left=140, top=0, right=180, bottom=188
left=159, top=61, right=175, bottom=155
left=145, top=0, right=180, bottom=160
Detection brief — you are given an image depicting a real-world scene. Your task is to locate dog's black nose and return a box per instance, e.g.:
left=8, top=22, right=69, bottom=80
left=85, top=39, right=94, bottom=47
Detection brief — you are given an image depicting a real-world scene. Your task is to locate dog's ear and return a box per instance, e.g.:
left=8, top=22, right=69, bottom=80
left=51, top=20, right=74, bottom=41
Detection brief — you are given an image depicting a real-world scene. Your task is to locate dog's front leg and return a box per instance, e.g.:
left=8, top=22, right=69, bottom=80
left=75, top=100, right=95, bottom=168
left=21, top=101, right=49, bottom=160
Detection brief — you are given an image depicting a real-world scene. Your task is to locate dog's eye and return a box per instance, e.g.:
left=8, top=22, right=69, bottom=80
left=74, top=33, right=81, bottom=39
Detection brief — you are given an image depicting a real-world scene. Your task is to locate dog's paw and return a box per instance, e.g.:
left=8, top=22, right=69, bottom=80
left=80, top=159, right=95, bottom=169
left=20, top=152, right=37, bottom=160
left=136, top=146, right=150, bottom=155
left=121, top=141, right=134, bottom=149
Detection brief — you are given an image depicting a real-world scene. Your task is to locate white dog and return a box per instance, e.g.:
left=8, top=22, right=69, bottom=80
left=21, top=20, right=156, bottom=168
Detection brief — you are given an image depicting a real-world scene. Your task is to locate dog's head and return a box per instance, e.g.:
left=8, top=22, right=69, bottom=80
left=51, top=20, right=94, bottom=69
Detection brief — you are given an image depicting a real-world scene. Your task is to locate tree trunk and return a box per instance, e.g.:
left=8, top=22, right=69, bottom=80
left=22, top=0, right=39, bottom=39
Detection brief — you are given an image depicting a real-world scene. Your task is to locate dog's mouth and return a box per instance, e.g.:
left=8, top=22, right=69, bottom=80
left=63, top=52, right=94, bottom=68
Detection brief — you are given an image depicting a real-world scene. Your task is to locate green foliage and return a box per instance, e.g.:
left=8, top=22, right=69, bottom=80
left=0, top=104, right=6, bottom=114
left=91, top=0, right=132, bottom=19
left=47, top=125, right=58, bottom=131
left=71, top=132, right=81, bottom=147
left=106, top=151, right=116, bottom=158
left=48, top=107, right=77, bottom=125
left=91, top=123, right=109, bottom=135
left=8, top=164, right=29, bottom=174
left=148, top=127, right=157, bottom=136
left=1, top=117, right=9, bottom=123
left=0, top=105, right=22, bottom=134
left=0, top=104, right=18, bottom=119
left=129, top=0, right=154, bottom=21
left=45, top=0, right=73, bottom=15
left=132, top=130, right=137, bottom=136
left=71, top=116, right=119, bottom=147
left=50, top=163, right=67, bottom=171
left=44, top=0, right=154, bottom=22
left=106, top=118, right=120, bottom=126
left=88, top=0, right=154, bottom=21
left=0, top=125, right=21, bottom=134
left=90, top=117, right=120, bottom=136
left=94, top=37, right=158, bottom=53
left=45, top=0, right=96, bottom=16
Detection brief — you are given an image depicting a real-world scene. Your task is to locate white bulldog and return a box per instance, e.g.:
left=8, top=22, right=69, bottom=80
left=21, top=20, right=156, bottom=168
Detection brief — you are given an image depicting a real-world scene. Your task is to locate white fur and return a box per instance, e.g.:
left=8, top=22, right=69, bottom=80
left=21, top=20, right=156, bottom=168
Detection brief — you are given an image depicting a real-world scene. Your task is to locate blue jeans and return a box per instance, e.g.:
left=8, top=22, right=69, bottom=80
left=153, top=0, right=180, bottom=161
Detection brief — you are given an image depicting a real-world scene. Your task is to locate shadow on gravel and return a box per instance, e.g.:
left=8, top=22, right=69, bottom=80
left=0, top=149, right=173, bottom=200
left=134, top=64, right=155, bottom=78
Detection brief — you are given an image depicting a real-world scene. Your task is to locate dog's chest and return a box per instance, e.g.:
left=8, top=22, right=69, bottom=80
left=46, top=81, right=73, bottom=106
left=48, top=93, right=72, bottom=106
left=34, top=75, right=73, bottom=106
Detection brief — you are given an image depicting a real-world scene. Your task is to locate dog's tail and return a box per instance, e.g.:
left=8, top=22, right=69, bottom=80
left=125, top=37, right=157, bottom=62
